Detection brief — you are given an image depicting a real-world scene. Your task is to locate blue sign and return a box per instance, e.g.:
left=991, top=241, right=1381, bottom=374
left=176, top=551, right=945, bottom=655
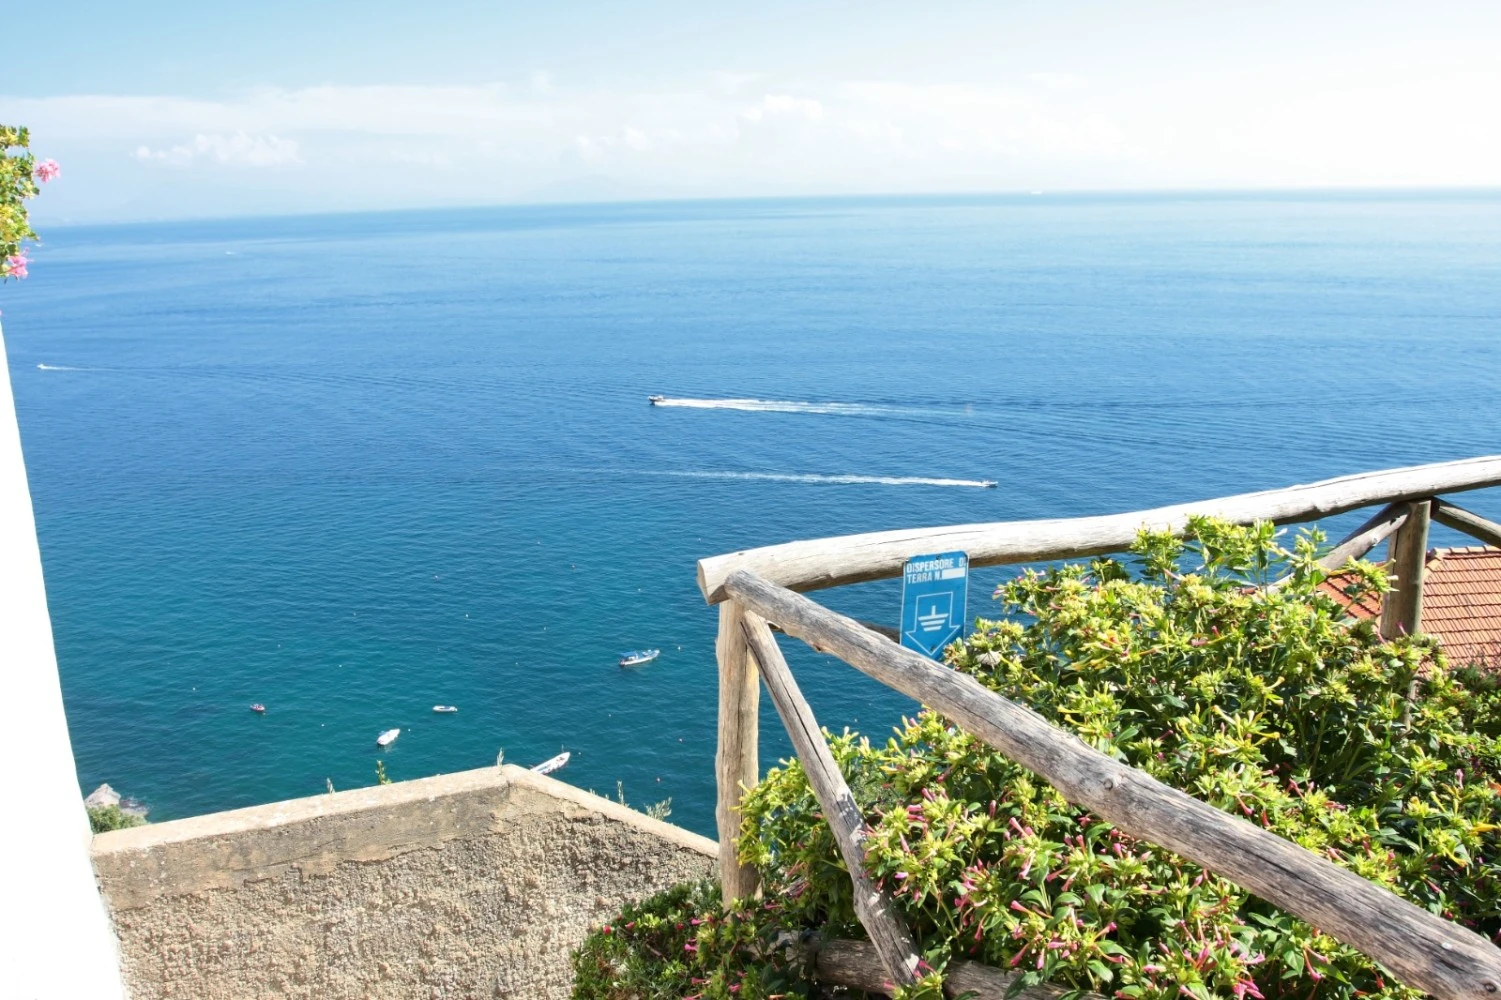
left=901, top=551, right=969, bottom=658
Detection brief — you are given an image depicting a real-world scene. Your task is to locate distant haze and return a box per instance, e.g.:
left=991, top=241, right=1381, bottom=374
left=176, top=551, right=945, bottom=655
left=8, top=0, right=1501, bottom=223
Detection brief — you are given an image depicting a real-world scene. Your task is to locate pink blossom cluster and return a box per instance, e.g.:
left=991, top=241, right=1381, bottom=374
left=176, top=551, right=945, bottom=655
left=2, top=158, right=57, bottom=285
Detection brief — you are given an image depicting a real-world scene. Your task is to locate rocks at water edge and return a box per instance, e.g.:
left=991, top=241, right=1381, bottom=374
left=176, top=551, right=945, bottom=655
left=85, top=783, right=148, bottom=818
left=84, top=783, right=119, bottom=809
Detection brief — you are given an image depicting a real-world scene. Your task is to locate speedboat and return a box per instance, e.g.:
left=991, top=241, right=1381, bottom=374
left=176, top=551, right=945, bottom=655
left=619, top=649, right=660, bottom=667
left=647, top=395, right=665, bottom=405
left=432, top=705, right=458, bottom=714
left=980, top=480, right=998, bottom=488
left=532, top=751, right=570, bottom=776
left=249, top=703, right=266, bottom=714
left=376, top=728, right=400, bottom=747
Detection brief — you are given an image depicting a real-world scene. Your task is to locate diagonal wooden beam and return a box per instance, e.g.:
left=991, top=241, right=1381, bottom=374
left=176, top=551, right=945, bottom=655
left=1266, top=501, right=1408, bottom=591
left=770, top=617, right=900, bottom=642
left=741, top=611, right=921, bottom=990
left=1432, top=499, right=1501, bottom=548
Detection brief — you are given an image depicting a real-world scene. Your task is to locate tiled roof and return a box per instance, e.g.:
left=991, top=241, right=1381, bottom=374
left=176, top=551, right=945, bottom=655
left=1319, top=546, right=1501, bottom=670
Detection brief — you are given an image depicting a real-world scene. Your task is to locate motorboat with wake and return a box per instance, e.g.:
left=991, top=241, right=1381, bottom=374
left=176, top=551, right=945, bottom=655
left=376, top=728, right=400, bottom=747
left=647, top=395, right=665, bottom=405
left=619, top=649, right=660, bottom=667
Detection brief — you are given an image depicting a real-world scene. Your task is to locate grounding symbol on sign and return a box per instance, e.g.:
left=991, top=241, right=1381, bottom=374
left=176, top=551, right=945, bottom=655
left=900, top=550, right=969, bottom=659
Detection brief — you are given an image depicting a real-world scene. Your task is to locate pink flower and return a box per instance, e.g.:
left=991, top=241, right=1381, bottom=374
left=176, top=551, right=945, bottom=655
left=33, top=159, right=61, bottom=183
left=5, top=254, right=28, bottom=280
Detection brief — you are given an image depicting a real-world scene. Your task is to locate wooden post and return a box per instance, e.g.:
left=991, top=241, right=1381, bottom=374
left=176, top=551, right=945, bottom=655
left=714, top=600, right=759, bottom=902
left=742, top=612, right=921, bottom=988
left=1381, top=500, right=1431, bottom=640
left=722, top=567, right=1501, bottom=1000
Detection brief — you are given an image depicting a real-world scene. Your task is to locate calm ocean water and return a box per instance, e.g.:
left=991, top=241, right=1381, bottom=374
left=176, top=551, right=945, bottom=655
left=5, top=192, right=1500, bottom=837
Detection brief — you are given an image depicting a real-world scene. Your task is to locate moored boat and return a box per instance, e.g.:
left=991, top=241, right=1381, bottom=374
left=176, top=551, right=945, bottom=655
left=376, top=728, right=400, bottom=747
left=531, top=751, right=570, bottom=775
left=432, top=705, right=458, bottom=713
left=619, top=649, right=660, bottom=667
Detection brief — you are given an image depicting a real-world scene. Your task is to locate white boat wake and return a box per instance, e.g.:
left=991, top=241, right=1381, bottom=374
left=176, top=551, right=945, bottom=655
left=37, top=364, right=83, bottom=371
left=649, top=396, right=930, bottom=417
left=656, top=471, right=996, bottom=488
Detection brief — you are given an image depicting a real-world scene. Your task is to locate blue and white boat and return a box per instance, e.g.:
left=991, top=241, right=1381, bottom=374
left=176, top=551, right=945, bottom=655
left=619, top=649, right=660, bottom=667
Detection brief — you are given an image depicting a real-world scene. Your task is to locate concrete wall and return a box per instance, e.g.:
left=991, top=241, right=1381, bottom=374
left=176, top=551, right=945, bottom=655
left=93, top=765, right=716, bottom=999
left=0, top=324, right=128, bottom=998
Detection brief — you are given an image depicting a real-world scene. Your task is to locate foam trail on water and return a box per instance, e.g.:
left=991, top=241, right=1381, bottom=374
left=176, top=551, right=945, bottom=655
left=37, top=363, right=83, bottom=371
left=650, top=397, right=926, bottom=417
left=655, top=470, right=996, bottom=488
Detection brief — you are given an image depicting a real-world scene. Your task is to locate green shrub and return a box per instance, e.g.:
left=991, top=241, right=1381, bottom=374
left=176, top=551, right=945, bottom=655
left=570, top=881, right=814, bottom=1000
left=87, top=805, right=145, bottom=833
left=576, top=519, right=1501, bottom=1000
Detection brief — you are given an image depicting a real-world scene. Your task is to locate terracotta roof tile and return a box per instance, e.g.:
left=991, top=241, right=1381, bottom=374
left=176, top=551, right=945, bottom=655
left=1319, top=546, right=1501, bottom=670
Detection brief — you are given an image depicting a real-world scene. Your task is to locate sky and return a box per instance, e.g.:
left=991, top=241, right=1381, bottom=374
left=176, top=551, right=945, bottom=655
left=6, top=1, right=1501, bottom=223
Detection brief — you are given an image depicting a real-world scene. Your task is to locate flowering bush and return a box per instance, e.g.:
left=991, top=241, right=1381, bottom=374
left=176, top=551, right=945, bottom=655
left=2, top=124, right=59, bottom=282
left=574, top=519, right=1501, bottom=1000
left=570, top=881, right=816, bottom=999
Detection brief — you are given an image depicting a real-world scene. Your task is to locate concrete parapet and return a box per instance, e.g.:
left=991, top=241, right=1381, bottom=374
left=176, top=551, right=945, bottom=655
left=93, top=764, right=715, bottom=999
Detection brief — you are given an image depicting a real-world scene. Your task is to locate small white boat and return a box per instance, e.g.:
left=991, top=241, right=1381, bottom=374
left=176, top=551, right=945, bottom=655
left=531, top=751, right=570, bottom=776
left=432, top=705, right=458, bottom=714
left=647, top=395, right=665, bottom=405
left=980, top=480, right=998, bottom=489
left=376, top=728, right=400, bottom=747
left=619, top=649, right=660, bottom=667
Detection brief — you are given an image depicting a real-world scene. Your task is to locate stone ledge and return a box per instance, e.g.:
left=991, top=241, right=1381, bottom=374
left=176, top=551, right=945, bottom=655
left=94, top=765, right=713, bottom=909
left=91, top=766, right=716, bottom=999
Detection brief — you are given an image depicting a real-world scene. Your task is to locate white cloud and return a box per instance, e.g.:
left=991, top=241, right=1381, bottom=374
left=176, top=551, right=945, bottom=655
left=8, top=62, right=1501, bottom=221
left=710, top=71, right=762, bottom=95
left=1025, top=72, right=1087, bottom=92
left=741, top=94, right=824, bottom=122
left=133, top=132, right=302, bottom=168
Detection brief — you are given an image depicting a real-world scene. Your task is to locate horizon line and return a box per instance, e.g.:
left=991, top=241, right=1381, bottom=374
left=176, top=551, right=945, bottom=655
left=30, top=183, right=1501, bottom=232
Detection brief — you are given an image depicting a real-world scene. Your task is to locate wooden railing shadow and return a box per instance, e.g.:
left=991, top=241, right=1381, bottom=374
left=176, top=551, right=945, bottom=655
left=697, top=456, right=1501, bottom=999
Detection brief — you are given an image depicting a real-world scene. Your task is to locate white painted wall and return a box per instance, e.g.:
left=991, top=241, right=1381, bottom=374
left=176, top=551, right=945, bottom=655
left=0, top=324, right=126, bottom=998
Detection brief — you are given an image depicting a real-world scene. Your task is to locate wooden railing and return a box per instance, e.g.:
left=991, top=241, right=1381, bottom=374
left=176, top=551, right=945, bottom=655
left=697, top=456, right=1501, bottom=999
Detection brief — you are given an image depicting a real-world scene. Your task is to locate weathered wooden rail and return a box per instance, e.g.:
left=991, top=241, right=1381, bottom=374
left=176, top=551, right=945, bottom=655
left=698, top=457, right=1501, bottom=999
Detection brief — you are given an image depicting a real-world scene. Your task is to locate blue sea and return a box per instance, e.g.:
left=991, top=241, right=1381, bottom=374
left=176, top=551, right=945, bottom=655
left=5, top=192, right=1501, bottom=837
